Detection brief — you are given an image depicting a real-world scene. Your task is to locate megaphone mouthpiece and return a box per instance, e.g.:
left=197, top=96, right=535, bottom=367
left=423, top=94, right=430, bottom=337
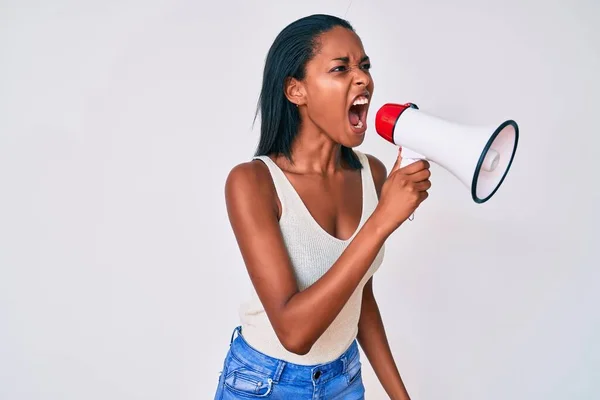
left=375, top=102, right=419, bottom=144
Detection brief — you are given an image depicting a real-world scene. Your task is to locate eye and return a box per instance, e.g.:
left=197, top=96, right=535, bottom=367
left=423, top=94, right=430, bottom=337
left=361, top=63, right=371, bottom=70
left=330, top=65, right=347, bottom=72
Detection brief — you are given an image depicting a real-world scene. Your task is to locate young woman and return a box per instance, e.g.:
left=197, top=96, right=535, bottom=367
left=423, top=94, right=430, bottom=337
left=213, top=14, right=431, bottom=400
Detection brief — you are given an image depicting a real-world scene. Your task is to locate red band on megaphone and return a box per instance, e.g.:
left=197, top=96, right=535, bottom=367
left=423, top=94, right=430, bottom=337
left=375, top=103, right=417, bottom=144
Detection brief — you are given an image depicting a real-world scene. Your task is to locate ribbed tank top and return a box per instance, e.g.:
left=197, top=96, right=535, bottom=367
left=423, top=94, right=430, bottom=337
left=237, top=150, right=385, bottom=365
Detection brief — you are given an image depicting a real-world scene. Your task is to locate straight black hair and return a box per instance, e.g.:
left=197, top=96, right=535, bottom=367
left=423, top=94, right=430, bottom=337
left=253, top=14, right=362, bottom=170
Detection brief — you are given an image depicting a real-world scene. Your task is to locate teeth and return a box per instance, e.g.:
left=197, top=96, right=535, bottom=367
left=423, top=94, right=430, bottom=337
left=352, top=97, right=369, bottom=106
left=354, top=120, right=364, bottom=129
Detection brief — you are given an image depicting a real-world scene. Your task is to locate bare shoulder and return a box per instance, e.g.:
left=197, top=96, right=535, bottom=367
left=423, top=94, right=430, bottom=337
left=364, top=153, right=387, bottom=198
left=225, top=159, right=279, bottom=217
left=225, top=159, right=272, bottom=189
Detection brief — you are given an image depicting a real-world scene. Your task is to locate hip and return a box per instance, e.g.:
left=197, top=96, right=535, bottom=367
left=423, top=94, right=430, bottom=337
left=213, top=326, right=365, bottom=399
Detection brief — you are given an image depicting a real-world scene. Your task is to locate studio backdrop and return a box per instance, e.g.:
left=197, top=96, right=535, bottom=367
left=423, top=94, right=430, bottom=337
left=0, top=1, right=598, bottom=399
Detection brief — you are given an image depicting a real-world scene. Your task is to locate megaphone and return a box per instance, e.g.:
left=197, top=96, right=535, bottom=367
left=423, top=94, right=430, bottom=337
left=375, top=103, right=519, bottom=204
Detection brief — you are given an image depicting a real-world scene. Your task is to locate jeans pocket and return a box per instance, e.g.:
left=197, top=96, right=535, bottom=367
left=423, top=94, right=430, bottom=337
left=345, top=354, right=363, bottom=386
left=223, top=368, right=274, bottom=398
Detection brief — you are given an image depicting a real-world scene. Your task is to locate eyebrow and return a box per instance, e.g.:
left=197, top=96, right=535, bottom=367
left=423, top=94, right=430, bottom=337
left=332, top=55, right=370, bottom=63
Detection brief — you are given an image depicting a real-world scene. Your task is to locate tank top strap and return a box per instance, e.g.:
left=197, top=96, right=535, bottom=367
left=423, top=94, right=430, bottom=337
left=353, top=150, right=379, bottom=208
left=252, top=155, right=294, bottom=214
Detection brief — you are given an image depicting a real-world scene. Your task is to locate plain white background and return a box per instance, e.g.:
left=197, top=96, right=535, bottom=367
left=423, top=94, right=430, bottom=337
left=1, top=0, right=598, bottom=399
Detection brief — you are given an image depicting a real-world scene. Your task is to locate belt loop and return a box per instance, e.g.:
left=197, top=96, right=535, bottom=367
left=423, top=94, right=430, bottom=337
left=229, top=326, right=242, bottom=346
left=341, top=355, right=348, bottom=373
left=272, top=360, right=286, bottom=382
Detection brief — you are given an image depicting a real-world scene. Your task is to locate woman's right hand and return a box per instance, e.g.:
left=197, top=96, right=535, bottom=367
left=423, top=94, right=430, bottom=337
left=374, top=147, right=432, bottom=235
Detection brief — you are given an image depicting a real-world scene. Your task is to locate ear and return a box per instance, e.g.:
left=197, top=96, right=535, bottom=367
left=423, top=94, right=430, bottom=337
left=284, top=77, right=306, bottom=107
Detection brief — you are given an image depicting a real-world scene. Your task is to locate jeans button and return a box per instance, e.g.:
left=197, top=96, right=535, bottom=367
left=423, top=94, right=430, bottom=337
left=313, top=370, right=321, bottom=379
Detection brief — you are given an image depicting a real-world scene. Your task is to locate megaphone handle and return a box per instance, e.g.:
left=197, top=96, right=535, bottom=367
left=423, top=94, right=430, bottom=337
left=399, top=157, right=425, bottom=222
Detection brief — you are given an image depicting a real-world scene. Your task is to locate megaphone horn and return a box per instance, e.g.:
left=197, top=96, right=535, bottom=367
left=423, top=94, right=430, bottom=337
left=375, top=103, right=519, bottom=204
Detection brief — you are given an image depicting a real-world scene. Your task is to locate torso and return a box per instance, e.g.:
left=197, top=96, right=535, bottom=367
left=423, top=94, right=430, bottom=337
left=237, top=150, right=386, bottom=365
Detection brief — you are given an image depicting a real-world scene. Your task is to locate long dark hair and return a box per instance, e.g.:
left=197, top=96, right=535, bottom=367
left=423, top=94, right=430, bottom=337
left=253, top=14, right=362, bottom=170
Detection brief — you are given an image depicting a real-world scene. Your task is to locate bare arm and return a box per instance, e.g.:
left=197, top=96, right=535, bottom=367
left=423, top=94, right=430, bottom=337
left=358, top=278, right=411, bottom=399
left=225, top=160, right=391, bottom=355
left=358, top=154, right=411, bottom=399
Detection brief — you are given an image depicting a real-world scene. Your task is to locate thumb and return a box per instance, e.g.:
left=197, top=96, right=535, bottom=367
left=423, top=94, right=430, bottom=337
left=389, top=146, right=403, bottom=175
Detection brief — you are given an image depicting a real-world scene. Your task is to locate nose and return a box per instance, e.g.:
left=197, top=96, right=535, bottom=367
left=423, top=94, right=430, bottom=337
left=353, top=66, right=371, bottom=87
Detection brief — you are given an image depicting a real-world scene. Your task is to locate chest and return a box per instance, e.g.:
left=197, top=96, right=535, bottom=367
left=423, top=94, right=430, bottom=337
left=285, top=170, right=364, bottom=242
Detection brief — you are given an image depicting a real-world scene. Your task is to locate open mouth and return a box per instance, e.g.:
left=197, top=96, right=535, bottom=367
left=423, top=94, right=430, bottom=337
left=348, top=95, right=369, bottom=131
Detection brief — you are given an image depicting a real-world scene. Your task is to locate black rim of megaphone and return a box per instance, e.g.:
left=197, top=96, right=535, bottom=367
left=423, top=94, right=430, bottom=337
left=471, top=120, right=519, bottom=204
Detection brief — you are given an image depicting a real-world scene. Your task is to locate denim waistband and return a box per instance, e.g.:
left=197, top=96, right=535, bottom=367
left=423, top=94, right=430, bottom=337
left=227, top=326, right=359, bottom=384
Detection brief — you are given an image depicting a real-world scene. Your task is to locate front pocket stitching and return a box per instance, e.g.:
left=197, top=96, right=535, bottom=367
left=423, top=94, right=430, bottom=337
left=346, top=366, right=362, bottom=385
left=224, top=375, right=273, bottom=398
left=227, top=352, right=270, bottom=378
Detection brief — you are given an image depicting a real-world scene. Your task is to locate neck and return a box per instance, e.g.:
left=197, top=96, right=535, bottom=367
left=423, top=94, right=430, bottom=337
left=278, top=123, right=345, bottom=176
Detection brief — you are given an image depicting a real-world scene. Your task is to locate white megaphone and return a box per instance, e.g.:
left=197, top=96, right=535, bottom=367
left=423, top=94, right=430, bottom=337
left=375, top=102, right=519, bottom=205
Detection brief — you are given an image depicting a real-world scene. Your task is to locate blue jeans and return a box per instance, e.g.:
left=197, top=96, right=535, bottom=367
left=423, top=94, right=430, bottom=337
left=213, top=326, right=366, bottom=399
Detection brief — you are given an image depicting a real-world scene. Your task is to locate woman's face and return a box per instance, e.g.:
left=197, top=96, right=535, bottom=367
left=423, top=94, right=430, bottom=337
left=288, top=26, right=375, bottom=148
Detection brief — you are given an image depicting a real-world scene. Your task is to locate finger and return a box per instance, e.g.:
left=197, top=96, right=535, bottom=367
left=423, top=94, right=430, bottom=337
left=414, top=180, right=431, bottom=191
left=401, top=159, right=430, bottom=174
left=406, top=169, right=431, bottom=183
left=389, top=146, right=403, bottom=175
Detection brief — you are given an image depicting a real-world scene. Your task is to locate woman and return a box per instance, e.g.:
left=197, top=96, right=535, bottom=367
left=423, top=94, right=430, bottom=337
left=213, top=14, right=431, bottom=400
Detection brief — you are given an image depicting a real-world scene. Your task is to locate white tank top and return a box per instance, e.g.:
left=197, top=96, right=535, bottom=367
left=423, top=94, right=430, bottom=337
left=237, top=150, right=385, bottom=365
